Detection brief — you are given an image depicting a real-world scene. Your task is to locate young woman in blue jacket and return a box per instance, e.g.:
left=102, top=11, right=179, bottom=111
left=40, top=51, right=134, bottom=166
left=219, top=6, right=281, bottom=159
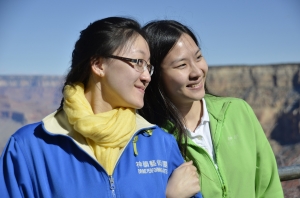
left=0, top=17, right=201, bottom=198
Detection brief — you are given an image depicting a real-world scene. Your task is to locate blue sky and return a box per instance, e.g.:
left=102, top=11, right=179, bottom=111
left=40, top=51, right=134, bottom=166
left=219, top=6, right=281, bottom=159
left=0, top=0, right=299, bottom=75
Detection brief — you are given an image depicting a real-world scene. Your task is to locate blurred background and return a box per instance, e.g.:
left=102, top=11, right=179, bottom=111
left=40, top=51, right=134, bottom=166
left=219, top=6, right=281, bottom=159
left=0, top=0, right=300, bottom=196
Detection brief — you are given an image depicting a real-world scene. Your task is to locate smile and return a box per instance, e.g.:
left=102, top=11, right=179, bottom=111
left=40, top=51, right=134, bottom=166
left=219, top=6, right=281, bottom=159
left=187, top=79, right=203, bottom=89
left=135, top=85, right=146, bottom=93
left=190, top=82, right=201, bottom=88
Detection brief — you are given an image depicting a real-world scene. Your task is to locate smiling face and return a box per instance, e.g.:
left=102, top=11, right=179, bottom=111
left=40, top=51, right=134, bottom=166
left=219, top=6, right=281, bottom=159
left=161, top=33, right=208, bottom=106
left=100, top=34, right=151, bottom=109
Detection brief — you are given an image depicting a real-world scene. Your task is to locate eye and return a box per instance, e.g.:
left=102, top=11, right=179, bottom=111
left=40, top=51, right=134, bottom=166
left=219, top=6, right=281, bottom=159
left=136, top=59, right=144, bottom=67
left=196, top=54, right=202, bottom=60
left=175, top=64, right=186, bottom=69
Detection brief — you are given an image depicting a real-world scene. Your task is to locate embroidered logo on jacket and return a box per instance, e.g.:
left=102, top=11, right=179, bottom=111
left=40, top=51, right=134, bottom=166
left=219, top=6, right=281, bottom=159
left=228, top=134, right=238, bottom=140
left=136, top=160, right=168, bottom=174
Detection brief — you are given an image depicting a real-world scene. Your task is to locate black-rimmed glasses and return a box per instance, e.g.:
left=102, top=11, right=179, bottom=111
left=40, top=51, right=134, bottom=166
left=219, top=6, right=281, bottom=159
left=106, top=55, right=154, bottom=76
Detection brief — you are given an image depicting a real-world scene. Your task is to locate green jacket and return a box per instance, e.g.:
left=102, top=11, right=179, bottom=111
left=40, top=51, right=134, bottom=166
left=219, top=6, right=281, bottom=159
left=165, top=94, right=283, bottom=198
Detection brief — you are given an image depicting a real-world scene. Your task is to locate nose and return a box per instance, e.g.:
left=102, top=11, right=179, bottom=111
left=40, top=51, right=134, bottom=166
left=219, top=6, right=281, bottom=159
left=190, top=61, right=203, bottom=78
left=140, top=68, right=151, bottom=84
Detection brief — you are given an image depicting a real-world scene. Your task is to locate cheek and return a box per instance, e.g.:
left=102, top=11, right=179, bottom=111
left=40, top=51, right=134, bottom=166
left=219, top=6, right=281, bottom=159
left=107, top=68, right=138, bottom=85
left=162, top=72, right=185, bottom=94
left=202, top=60, right=209, bottom=74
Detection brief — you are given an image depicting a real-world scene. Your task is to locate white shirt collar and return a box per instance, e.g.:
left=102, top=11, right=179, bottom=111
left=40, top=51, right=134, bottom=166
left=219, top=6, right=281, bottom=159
left=201, top=98, right=210, bottom=123
left=185, top=98, right=210, bottom=134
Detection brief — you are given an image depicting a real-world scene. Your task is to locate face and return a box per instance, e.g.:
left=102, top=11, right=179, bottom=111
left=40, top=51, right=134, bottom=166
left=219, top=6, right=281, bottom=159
left=161, top=33, right=208, bottom=106
left=101, top=35, right=151, bottom=109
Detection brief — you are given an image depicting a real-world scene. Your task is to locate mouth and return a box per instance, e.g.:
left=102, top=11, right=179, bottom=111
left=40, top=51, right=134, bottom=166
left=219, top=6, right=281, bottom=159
left=135, top=85, right=146, bottom=92
left=188, top=82, right=201, bottom=88
left=187, top=79, right=204, bottom=89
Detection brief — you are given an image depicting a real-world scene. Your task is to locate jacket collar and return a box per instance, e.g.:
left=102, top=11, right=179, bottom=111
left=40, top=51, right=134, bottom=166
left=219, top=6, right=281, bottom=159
left=204, top=94, right=231, bottom=150
left=204, top=94, right=231, bottom=122
left=162, top=94, right=232, bottom=148
left=42, top=108, right=155, bottom=135
left=42, top=108, right=155, bottom=160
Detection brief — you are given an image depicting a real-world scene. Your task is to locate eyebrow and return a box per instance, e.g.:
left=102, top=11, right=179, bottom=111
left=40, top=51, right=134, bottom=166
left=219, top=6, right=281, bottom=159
left=135, top=50, right=151, bottom=61
left=136, top=50, right=146, bottom=55
left=169, top=48, right=201, bottom=65
left=170, top=57, right=185, bottom=65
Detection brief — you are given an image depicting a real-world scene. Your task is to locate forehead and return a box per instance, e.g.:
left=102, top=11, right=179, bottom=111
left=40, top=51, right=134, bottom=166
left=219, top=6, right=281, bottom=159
left=172, top=34, right=198, bottom=54
left=115, top=34, right=149, bottom=56
left=163, top=33, right=199, bottom=64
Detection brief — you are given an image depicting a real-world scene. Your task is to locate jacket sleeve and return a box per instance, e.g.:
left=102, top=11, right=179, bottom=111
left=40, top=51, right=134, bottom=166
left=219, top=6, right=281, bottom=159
left=167, top=135, right=203, bottom=198
left=0, top=137, right=35, bottom=198
left=244, top=102, right=284, bottom=198
left=167, top=135, right=185, bottom=173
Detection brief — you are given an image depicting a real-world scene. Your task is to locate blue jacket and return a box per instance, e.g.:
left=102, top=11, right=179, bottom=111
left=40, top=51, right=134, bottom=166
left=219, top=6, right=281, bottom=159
left=0, top=110, right=202, bottom=198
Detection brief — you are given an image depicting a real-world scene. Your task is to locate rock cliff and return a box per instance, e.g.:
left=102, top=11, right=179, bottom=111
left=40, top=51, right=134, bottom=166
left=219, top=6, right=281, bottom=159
left=0, top=75, right=63, bottom=124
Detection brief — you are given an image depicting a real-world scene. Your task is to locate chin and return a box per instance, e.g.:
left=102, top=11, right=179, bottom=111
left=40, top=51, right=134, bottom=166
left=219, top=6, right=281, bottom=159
left=190, top=93, right=205, bottom=101
left=197, top=91, right=206, bottom=99
left=127, top=101, right=144, bottom=110
left=135, top=103, right=144, bottom=110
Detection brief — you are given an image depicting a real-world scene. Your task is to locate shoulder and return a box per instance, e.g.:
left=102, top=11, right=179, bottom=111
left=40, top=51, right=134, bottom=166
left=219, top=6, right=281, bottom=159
left=10, top=122, right=44, bottom=142
left=204, top=94, right=256, bottom=121
left=142, top=126, right=177, bottom=142
left=135, top=126, right=178, bottom=153
left=151, top=126, right=175, bottom=138
left=137, top=126, right=183, bottom=164
left=136, top=113, right=176, bottom=140
left=205, top=94, right=245, bottom=103
left=1, top=122, right=45, bottom=160
left=205, top=94, right=251, bottom=109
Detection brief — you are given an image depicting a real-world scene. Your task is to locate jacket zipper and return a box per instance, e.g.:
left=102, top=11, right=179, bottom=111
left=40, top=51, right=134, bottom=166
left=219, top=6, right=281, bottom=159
left=109, top=175, right=116, bottom=198
left=209, top=101, right=231, bottom=198
left=210, top=132, right=227, bottom=197
left=214, top=162, right=227, bottom=198
left=201, top=147, right=227, bottom=197
left=108, top=126, right=155, bottom=197
left=105, top=127, right=154, bottom=197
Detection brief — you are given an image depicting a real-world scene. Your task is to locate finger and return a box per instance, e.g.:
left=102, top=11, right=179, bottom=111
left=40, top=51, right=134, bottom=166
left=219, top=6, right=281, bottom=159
left=186, top=164, right=197, bottom=171
left=180, top=160, right=193, bottom=167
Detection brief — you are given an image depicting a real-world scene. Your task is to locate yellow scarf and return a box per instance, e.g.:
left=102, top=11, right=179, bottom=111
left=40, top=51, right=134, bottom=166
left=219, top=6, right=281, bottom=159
left=63, top=83, right=136, bottom=175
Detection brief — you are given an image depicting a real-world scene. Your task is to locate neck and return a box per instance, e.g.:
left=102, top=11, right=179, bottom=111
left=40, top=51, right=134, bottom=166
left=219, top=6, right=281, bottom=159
left=85, top=80, right=113, bottom=114
left=175, top=100, right=203, bottom=132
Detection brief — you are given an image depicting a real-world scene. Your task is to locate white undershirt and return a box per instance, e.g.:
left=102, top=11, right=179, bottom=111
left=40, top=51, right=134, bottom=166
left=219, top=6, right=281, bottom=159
left=186, top=99, right=215, bottom=162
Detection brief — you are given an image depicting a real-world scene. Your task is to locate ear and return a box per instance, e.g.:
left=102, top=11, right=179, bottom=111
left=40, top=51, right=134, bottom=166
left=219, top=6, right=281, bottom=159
left=91, top=57, right=105, bottom=77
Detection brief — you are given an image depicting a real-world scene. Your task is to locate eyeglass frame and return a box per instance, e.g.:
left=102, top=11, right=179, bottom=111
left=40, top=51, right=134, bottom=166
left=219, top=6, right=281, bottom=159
left=105, top=55, right=154, bottom=76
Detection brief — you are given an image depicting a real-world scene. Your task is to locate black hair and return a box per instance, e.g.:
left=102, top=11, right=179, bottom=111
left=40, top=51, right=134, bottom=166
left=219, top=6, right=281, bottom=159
left=139, top=20, right=206, bottom=158
left=59, top=16, right=145, bottom=109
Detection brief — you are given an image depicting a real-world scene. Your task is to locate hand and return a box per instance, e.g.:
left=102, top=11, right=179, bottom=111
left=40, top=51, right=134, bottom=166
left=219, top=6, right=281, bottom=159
left=166, top=161, right=200, bottom=198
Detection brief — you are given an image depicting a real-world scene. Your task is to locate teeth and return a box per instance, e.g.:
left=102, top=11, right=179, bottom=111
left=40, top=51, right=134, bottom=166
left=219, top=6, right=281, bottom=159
left=191, top=83, right=200, bottom=88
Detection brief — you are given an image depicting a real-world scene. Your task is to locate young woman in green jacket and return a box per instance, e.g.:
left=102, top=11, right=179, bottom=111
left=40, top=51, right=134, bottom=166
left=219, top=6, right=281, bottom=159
left=139, top=20, right=284, bottom=198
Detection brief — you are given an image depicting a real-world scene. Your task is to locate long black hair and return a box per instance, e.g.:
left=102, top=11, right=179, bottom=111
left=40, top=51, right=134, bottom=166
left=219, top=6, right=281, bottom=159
left=139, top=20, right=205, bottom=158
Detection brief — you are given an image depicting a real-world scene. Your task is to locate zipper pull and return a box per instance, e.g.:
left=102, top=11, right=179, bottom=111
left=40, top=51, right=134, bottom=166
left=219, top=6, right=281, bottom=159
left=109, top=175, right=116, bottom=198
